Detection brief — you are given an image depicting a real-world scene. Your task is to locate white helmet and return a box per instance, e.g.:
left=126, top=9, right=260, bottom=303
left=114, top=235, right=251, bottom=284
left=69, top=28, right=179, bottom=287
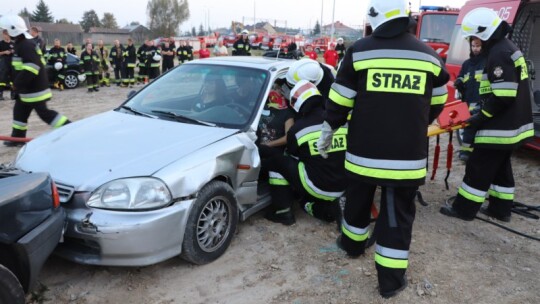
left=366, top=0, right=409, bottom=31
left=461, top=8, right=502, bottom=41
left=241, top=29, right=249, bottom=35
left=153, top=54, right=162, bottom=61
left=54, top=62, right=63, bottom=71
left=77, top=74, right=87, bottom=82
left=337, top=37, right=344, bottom=43
left=0, top=15, right=33, bottom=39
left=286, top=58, right=324, bottom=87
left=289, top=80, right=321, bottom=112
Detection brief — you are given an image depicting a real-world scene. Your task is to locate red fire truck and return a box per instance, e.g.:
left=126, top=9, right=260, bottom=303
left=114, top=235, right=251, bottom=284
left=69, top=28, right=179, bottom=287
left=304, top=37, right=332, bottom=54
left=445, top=0, right=540, bottom=151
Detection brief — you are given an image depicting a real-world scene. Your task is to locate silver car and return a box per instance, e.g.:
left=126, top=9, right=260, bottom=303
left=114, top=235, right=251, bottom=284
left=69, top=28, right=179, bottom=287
left=14, top=57, right=292, bottom=266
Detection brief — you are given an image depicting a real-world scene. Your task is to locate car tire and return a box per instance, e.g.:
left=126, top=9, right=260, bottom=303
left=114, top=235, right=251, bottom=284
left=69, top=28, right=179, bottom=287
left=181, top=180, right=238, bottom=265
left=0, top=264, right=25, bottom=304
left=63, top=72, right=79, bottom=89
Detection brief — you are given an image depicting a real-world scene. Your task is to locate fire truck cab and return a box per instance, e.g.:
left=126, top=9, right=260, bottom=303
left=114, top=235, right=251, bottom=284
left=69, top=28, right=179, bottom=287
left=445, top=0, right=540, bottom=151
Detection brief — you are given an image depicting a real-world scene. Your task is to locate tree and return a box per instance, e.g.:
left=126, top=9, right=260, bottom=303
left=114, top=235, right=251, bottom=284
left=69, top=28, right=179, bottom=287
left=56, top=18, right=72, bottom=24
left=101, top=13, right=119, bottom=29
left=191, top=27, right=196, bottom=37
left=80, top=10, right=101, bottom=33
left=198, top=24, right=205, bottom=36
left=313, top=20, right=321, bottom=36
left=147, top=0, right=190, bottom=37
left=31, top=0, right=54, bottom=22
left=19, top=8, right=31, bottom=19
left=130, top=21, right=141, bottom=26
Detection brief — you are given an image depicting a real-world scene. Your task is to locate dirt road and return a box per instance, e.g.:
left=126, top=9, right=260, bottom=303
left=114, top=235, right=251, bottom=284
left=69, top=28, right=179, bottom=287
left=0, top=86, right=539, bottom=304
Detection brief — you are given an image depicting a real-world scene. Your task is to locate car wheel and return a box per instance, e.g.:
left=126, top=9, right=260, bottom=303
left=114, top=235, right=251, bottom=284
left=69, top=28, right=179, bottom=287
left=181, top=180, right=238, bottom=265
left=63, top=72, right=79, bottom=89
left=0, top=265, right=25, bottom=304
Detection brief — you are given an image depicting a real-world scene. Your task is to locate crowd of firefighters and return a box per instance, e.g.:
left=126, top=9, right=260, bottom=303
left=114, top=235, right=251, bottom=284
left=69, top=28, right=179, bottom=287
left=0, top=0, right=535, bottom=299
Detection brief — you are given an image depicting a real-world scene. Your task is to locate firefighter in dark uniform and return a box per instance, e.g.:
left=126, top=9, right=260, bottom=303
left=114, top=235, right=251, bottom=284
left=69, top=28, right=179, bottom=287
left=80, top=43, right=100, bottom=92
left=285, top=58, right=335, bottom=100
left=96, top=40, right=110, bottom=87
left=335, top=37, right=346, bottom=62
left=0, top=29, right=15, bottom=101
left=265, top=80, right=348, bottom=225
left=440, top=8, right=534, bottom=223
left=109, top=39, right=125, bottom=86
left=232, top=30, right=251, bottom=56
left=145, top=40, right=161, bottom=80
left=0, top=15, right=70, bottom=147
left=317, top=0, right=449, bottom=298
left=123, top=38, right=137, bottom=87
left=161, top=41, right=175, bottom=73
left=137, top=40, right=148, bottom=83
left=47, top=39, right=67, bottom=91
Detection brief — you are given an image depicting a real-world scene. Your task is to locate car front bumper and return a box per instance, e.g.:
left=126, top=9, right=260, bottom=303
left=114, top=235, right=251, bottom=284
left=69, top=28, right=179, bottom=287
left=55, top=194, right=195, bottom=266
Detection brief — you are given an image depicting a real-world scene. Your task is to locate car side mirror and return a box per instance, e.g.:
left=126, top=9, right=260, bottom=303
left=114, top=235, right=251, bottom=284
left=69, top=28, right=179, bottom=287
left=127, top=90, right=137, bottom=99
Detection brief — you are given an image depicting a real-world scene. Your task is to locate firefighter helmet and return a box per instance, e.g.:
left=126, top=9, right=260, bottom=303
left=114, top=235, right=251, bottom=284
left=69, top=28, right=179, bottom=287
left=289, top=80, right=321, bottom=112
left=153, top=54, right=162, bottom=61
left=461, top=8, right=502, bottom=41
left=241, top=29, right=249, bottom=35
left=337, top=37, right=344, bottom=43
left=77, top=74, right=86, bottom=82
left=286, top=58, right=324, bottom=88
left=54, top=62, right=63, bottom=71
left=366, top=0, right=409, bottom=31
left=0, top=15, right=33, bottom=39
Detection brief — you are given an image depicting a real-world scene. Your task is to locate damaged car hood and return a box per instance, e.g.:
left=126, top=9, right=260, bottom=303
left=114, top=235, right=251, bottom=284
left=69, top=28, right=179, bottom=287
left=16, top=111, right=238, bottom=190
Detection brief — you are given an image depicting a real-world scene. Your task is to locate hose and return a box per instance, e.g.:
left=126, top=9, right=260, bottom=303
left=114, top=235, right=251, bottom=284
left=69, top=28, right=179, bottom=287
left=0, top=135, right=32, bottom=142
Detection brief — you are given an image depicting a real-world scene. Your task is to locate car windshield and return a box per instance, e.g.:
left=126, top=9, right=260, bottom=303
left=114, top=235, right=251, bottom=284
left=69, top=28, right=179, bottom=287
left=419, top=13, right=458, bottom=44
left=123, top=64, right=269, bottom=129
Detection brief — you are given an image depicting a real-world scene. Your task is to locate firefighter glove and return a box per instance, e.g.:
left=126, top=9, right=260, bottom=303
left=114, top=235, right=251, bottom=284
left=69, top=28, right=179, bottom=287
left=317, top=121, right=336, bottom=159
left=466, top=111, right=489, bottom=128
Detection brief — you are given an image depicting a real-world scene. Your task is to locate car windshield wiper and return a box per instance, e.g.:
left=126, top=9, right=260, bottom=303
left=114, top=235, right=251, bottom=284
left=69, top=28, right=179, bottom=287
left=118, top=105, right=156, bottom=118
left=151, top=110, right=216, bottom=127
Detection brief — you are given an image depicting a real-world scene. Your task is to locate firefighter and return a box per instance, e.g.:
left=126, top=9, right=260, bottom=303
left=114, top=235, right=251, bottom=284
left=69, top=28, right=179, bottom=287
left=80, top=43, right=100, bottom=93
left=29, top=26, right=46, bottom=55
left=317, top=0, right=449, bottom=298
left=161, top=40, right=175, bottom=72
left=47, top=38, right=67, bottom=91
left=440, top=8, right=534, bottom=223
left=232, top=30, right=251, bottom=56
left=95, top=40, right=110, bottom=87
left=454, top=37, right=486, bottom=162
left=0, top=15, right=70, bottom=147
left=335, top=37, right=346, bottom=62
left=137, top=40, right=148, bottom=83
left=176, top=40, right=188, bottom=64
left=81, top=38, right=92, bottom=51
left=109, top=39, right=125, bottom=86
left=323, top=43, right=339, bottom=68
left=285, top=58, right=335, bottom=100
left=0, top=29, right=15, bottom=101
left=123, top=38, right=137, bottom=87
left=66, top=42, right=77, bottom=56
left=265, top=80, right=348, bottom=225
left=145, top=40, right=161, bottom=80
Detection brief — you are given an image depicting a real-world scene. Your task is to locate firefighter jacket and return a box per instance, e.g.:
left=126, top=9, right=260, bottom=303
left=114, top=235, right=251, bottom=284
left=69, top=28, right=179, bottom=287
left=455, top=52, right=486, bottom=106
left=318, top=62, right=336, bottom=98
left=475, top=35, right=533, bottom=150
left=0, top=39, right=14, bottom=87
left=66, top=47, right=77, bottom=56
left=232, top=38, right=251, bottom=56
left=287, top=96, right=348, bottom=200
left=47, top=46, right=67, bottom=67
left=324, top=22, right=449, bottom=187
left=145, top=46, right=161, bottom=68
left=96, top=46, right=109, bottom=70
left=79, top=50, right=100, bottom=75
left=123, top=44, right=137, bottom=68
left=137, top=44, right=147, bottom=66
left=109, top=45, right=124, bottom=67
left=11, top=37, right=51, bottom=102
left=335, top=43, right=346, bottom=60
left=177, top=45, right=194, bottom=62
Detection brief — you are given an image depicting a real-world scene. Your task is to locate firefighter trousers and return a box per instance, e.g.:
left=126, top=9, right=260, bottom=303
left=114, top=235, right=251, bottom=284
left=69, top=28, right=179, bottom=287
left=339, top=176, right=417, bottom=294
left=267, top=155, right=339, bottom=221
left=113, top=65, right=124, bottom=85
left=452, top=147, right=514, bottom=219
left=11, top=99, right=70, bottom=138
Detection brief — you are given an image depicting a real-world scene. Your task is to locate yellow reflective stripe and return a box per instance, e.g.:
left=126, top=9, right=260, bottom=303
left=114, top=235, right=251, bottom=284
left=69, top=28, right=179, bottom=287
left=269, top=178, right=289, bottom=186
left=353, top=58, right=441, bottom=76
left=462, top=24, right=473, bottom=32
left=12, top=124, right=28, bottom=131
left=431, top=93, right=447, bottom=105
left=367, top=69, right=426, bottom=95
left=385, top=9, right=401, bottom=19
left=345, top=160, right=426, bottom=180
left=53, top=116, right=68, bottom=128
left=488, top=189, right=514, bottom=200
left=20, top=90, right=52, bottom=103
left=308, top=134, right=347, bottom=155
left=458, top=187, right=485, bottom=203
left=492, top=89, right=517, bottom=97
left=298, top=162, right=341, bottom=201
left=375, top=253, right=408, bottom=269
left=329, top=88, right=354, bottom=108
left=481, top=109, right=493, bottom=118
left=22, top=64, right=39, bottom=75
left=479, top=80, right=491, bottom=95
left=342, top=224, right=369, bottom=242
left=475, top=129, right=534, bottom=145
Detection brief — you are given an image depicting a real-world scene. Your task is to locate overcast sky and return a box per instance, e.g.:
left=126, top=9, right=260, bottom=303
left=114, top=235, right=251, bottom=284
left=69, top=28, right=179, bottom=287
left=3, top=0, right=468, bottom=33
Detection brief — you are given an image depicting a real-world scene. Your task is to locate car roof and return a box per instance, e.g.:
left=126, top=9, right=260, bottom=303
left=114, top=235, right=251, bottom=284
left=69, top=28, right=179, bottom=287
left=185, top=56, right=293, bottom=72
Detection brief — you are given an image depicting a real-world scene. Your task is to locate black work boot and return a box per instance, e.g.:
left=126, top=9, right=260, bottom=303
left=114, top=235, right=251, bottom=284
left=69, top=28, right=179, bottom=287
left=479, top=206, right=511, bottom=222
left=264, top=208, right=295, bottom=226
left=380, top=275, right=408, bottom=298
left=439, top=204, right=475, bottom=221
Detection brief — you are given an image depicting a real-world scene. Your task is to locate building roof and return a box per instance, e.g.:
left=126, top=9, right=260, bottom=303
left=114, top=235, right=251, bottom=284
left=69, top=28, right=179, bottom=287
left=89, top=27, right=130, bottom=34
left=321, top=21, right=356, bottom=31
left=121, top=24, right=151, bottom=32
left=30, top=22, right=83, bottom=33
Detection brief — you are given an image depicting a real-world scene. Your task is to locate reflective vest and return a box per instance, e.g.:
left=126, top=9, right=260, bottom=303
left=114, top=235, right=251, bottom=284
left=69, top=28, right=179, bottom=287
left=11, top=38, right=51, bottom=103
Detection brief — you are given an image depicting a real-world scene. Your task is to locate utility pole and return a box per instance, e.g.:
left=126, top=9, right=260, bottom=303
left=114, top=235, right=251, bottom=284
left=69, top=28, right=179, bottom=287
left=330, top=0, right=336, bottom=42
left=320, top=0, right=324, bottom=37
left=254, top=0, right=256, bottom=32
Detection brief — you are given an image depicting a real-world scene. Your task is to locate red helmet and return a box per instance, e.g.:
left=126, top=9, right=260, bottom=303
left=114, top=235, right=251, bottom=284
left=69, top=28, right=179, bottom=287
left=267, top=90, right=288, bottom=109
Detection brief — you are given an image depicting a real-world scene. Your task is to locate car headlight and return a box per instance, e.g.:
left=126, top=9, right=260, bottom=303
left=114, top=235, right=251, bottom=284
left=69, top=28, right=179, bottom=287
left=87, top=178, right=172, bottom=210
